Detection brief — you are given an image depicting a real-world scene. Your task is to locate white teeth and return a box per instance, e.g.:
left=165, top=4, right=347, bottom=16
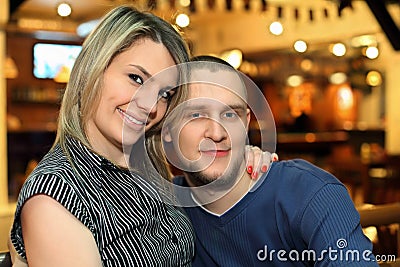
left=126, top=115, right=145, bottom=125
left=118, top=109, right=145, bottom=125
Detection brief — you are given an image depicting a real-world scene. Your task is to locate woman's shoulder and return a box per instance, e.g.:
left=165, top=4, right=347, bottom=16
left=19, top=145, right=84, bottom=207
left=16, top=148, right=93, bottom=226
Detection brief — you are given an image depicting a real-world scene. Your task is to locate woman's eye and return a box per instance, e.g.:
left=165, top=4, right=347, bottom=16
left=159, top=90, right=173, bottom=100
left=128, top=74, right=143, bottom=85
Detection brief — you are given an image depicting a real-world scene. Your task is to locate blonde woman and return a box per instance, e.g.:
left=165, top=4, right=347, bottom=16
left=9, top=6, right=193, bottom=266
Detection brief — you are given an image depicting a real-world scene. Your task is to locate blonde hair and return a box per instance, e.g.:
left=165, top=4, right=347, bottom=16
left=54, top=5, right=190, bottom=180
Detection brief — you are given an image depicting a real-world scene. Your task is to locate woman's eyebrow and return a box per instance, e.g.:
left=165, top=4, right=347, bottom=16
left=128, top=64, right=151, bottom=78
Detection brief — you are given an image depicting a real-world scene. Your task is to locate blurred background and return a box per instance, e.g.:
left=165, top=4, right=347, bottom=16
left=1, top=0, right=400, bottom=259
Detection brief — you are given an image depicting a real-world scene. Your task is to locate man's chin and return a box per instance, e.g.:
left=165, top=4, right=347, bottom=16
left=187, top=170, right=237, bottom=189
left=202, top=170, right=224, bottom=181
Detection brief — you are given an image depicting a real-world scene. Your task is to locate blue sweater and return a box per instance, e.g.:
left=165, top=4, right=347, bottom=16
left=175, top=159, right=378, bottom=266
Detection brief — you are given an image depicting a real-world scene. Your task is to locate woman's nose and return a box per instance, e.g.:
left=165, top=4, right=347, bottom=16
left=134, top=86, right=159, bottom=114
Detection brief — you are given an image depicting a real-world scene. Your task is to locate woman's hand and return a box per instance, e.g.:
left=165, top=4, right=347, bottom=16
left=245, top=145, right=278, bottom=180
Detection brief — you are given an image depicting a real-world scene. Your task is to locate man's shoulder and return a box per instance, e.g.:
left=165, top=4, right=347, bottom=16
left=271, top=159, right=342, bottom=186
left=172, top=175, right=187, bottom=186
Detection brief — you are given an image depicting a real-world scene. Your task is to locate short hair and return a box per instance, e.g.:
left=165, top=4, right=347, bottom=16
left=191, top=55, right=234, bottom=68
left=188, top=55, right=247, bottom=102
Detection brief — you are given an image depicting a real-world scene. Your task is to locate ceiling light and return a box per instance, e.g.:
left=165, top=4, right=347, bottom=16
left=287, top=75, right=303, bottom=87
left=365, top=46, right=379, bottom=59
left=329, top=72, right=347, bottom=84
left=220, top=49, right=243, bottom=69
left=351, top=35, right=377, bottom=47
left=269, top=21, right=283, bottom=36
left=175, top=13, right=190, bottom=28
left=330, top=43, right=346, bottom=57
left=179, top=0, right=191, bottom=7
left=366, top=70, right=382, bottom=87
left=57, top=3, right=72, bottom=17
left=294, top=40, right=307, bottom=53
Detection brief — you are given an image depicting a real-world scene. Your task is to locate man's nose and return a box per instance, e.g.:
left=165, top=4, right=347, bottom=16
left=204, top=119, right=227, bottom=142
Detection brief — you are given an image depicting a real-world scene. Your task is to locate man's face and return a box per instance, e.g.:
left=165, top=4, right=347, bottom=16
left=163, top=69, right=250, bottom=187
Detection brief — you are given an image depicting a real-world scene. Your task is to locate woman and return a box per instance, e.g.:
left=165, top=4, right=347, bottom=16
left=9, top=5, right=273, bottom=266
left=10, top=6, right=194, bottom=266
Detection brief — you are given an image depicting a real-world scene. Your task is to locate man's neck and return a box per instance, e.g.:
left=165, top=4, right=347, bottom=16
left=186, top=165, right=255, bottom=215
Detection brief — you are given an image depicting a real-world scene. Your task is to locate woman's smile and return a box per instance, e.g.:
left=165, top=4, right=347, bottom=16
left=117, top=107, right=147, bottom=130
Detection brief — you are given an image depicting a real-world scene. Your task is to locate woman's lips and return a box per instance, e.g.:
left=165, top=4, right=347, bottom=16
left=117, top=108, right=147, bottom=130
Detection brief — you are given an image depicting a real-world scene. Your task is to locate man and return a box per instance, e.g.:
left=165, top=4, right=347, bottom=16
left=162, top=56, right=378, bottom=266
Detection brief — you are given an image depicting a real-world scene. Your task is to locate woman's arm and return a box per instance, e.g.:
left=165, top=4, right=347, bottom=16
left=21, top=195, right=102, bottom=267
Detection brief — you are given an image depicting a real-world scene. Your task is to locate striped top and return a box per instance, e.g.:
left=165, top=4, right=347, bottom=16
left=10, top=136, right=195, bottom=266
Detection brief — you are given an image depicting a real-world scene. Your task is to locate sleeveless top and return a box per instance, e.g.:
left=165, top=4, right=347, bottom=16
left=10, top=136, right=195, bottom=266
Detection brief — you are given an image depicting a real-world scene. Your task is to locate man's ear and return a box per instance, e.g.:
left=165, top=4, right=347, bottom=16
left=246, top=108, right=251, bottom=130
left=162, top=126, right=173, bottom=143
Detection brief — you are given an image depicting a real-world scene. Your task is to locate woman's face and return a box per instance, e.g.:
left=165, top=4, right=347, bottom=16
left=86, top=38, right=176, bottom=164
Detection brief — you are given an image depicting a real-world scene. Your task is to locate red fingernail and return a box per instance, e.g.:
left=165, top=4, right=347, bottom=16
left=247, top=166, right=253, bottom=174
left=252, top=172, right=258, bottom=179
left=262, top=165, right=267, bottom=172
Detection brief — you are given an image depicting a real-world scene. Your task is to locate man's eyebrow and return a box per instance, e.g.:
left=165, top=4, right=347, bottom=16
left=227, top=103, right=247, bottom=111
left=184, top=103, right=209, bottom=110
left=185, top=102, right=247, bottom=111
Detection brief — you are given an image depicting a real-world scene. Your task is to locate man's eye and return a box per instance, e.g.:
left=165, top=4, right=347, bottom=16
left=128, top=74, right=143, bottom=85
left=190, top=113, right=205, bottom=118
left=223, top=112, right=237, bottom=119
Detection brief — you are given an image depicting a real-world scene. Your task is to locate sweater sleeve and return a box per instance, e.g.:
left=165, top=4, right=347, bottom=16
left=10, top=173, right=92, bottom=259
left=300, top=183, right=379, bottom=266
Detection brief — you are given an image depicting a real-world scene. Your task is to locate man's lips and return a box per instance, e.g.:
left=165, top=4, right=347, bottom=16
left=201, top=150, right=230, bottom=157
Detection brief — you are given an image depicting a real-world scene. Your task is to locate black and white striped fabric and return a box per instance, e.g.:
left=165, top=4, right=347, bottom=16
left=10, top=136, right=195, bottom=266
